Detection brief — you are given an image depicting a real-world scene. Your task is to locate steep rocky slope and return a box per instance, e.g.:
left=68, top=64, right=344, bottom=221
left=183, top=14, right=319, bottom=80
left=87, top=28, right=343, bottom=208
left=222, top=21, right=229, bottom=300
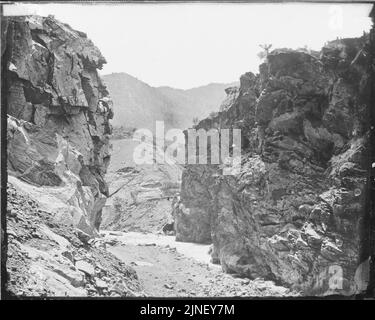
left=2, top=15, right=142, bottom=297
left=3, top=15, right=113, bottom=236
left=102, top=72, right=236, bottom=130
left=175, top=36, right=372, bottom=295
left=101, top=139, right=181, bottom=234
left=6, top=183, right=142, bottom=297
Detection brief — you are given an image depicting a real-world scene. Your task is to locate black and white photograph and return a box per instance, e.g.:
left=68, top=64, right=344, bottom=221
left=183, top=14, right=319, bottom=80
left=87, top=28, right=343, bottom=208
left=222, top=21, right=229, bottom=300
left=0, top=0, right=374, bottom=305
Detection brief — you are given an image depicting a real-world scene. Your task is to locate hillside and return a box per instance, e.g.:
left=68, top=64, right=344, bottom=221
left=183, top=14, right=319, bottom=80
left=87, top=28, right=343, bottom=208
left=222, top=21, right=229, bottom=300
left=102, top=72, right=237, bottom=130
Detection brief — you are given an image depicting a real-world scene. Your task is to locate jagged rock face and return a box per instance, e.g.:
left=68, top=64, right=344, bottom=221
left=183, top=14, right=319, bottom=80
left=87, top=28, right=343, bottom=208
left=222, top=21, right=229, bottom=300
left=176, top=36, right=371, bottom=294
left=3, top=16, right=113, bottom=235
left=175, top=165, right=217, bottom=244
left=219, top=87, right=239, bottom=113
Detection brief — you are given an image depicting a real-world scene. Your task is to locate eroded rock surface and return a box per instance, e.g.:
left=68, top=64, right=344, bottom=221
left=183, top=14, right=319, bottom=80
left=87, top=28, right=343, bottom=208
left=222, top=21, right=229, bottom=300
left=175, top=37, right=372, bottom=295
left=3, top=15, right=143, bottom=297
left=3, top=15, right=113, bottom=235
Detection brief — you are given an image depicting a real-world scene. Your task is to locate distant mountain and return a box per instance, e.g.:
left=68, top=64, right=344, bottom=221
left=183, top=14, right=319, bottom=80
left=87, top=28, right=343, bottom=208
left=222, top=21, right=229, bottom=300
left=102, top=72, right=237, bottom=130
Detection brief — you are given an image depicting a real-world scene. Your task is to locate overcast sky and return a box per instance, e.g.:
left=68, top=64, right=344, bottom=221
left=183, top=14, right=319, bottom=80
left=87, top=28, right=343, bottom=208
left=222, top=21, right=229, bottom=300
left=3, top=2, right=373, bottom=89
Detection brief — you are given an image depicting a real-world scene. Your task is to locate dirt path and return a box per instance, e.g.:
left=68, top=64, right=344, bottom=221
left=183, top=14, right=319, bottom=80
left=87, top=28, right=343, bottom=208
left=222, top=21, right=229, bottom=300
left=101, top=231, right=294, bottom=297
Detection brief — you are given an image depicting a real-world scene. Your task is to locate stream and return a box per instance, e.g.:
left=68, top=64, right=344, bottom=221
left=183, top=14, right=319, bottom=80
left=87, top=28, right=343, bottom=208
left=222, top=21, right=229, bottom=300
left=100, top=230, right=293, bottom=297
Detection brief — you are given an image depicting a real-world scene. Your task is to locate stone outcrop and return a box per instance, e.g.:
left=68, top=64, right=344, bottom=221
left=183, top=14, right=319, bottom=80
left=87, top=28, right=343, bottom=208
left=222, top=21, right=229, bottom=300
left=3, top=15, right=113, bottom=236
left=175, top=36, right=373, bottom=295
left=2, top=16, right=145, bottom=297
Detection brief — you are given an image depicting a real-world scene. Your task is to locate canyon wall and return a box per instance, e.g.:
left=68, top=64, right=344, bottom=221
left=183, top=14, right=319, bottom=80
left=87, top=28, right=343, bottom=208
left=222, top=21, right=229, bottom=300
left=2, top=16, right=143, bottom=297
left=175, top=36, right=372, bottom=295
left=3, top=15, right=113, bottom=235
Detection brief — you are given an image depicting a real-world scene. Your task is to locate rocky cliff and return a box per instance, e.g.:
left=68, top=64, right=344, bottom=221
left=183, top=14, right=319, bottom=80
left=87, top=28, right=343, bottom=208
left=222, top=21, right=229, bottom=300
left=175, top=35, right=373, bottom=295
left=3, top=15, right=113, bottom=235
left=2, top=15, right=142, bottom=297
